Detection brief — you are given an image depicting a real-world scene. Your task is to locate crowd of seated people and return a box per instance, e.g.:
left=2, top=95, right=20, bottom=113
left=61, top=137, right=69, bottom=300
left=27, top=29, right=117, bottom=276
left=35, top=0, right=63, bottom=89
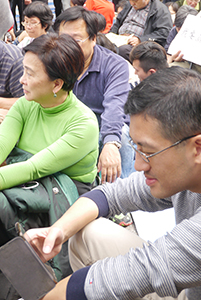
left=1, top=0, right=201, bottom=299
left=4, top=0, right=201, bottom=195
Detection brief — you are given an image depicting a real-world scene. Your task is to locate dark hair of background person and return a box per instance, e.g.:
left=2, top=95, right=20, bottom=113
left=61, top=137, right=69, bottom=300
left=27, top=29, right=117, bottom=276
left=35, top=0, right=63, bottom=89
left=71, top=0, right=86, bottom=6
left=23, top=33, right=84, bottom=91
left=96, top=32, right=117, bottom=53
left=124, top=66, right=201, bottom=141
left=129, top=41, right=168, bottom=73
left=53, top=6, right=99, bottom=39
left=165, top=2, right=179, bottom=13
left=175, top=5, right=198, bottom=28
left=23, top=1, right=53, bottom=31
left=90, top=11, right=106, bottom=32
left=116, top=0, right=129, bottom=12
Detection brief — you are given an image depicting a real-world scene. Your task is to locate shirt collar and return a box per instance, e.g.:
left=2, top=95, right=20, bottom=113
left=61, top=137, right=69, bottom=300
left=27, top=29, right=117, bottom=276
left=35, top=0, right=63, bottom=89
left=84, top=45, right=102, bottom=73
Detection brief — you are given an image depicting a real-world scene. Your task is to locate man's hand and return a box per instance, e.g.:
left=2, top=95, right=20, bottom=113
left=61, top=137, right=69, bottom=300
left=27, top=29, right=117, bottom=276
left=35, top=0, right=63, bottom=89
left=167, top=50, right=184, bottom=64
left=25, top=227, right=64, bottom=262
left=97, top=143, right=121, bottom=183
left=0, top=108, right=8, bottom=124
left=24, top=0, right=32, bottom=5
left=0, top=97, right=19, bottom=110
left=128, top=36, right=140, bottom=47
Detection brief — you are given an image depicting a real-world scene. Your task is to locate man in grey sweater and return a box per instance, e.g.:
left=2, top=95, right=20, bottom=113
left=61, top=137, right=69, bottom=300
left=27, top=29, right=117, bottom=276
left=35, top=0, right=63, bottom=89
left=26, top=66, right=201, bottom=300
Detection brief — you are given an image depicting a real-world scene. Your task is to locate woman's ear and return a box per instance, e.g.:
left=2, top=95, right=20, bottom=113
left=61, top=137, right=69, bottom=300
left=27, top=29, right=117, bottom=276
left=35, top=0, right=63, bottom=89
left=53, top=78, right=64, bottom=94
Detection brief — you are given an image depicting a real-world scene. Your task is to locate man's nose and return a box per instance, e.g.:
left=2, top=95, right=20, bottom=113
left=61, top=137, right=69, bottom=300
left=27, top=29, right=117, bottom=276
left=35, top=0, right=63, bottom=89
left=134, top=152, right=151, bottom=172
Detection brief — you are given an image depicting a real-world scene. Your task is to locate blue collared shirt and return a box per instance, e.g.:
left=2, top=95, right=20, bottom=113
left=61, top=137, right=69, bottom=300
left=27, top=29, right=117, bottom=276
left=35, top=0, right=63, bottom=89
left=73, top=45, right=130, bottom=145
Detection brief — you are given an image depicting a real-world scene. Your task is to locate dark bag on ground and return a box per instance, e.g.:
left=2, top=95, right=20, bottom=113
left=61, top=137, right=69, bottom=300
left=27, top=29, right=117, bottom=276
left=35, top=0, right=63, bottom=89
left=0, top=147, right=79, bottom=299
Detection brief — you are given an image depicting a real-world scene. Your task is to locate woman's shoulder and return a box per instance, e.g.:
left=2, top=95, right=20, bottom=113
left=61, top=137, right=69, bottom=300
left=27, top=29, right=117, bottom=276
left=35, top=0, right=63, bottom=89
left=12, top=96, right=39, bottom=115
left=71, top=93, right=96, bottom=116
left=69, top=92, right=98, bottom=126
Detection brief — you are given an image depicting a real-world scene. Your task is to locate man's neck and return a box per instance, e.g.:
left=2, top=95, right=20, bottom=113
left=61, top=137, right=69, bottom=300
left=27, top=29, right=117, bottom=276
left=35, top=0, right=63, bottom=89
left=78, top=49, right=94, bottom=80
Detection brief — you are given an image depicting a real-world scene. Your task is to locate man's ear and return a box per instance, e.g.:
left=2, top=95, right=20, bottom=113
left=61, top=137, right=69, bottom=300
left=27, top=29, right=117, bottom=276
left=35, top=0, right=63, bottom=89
left=92, top=35, right=96, bottom=46
left=193, top=135, right=201, bottom=162
left=53, top=78, right=64, bottom=94
left=43, top=24, right=48, bottom=31
left=149, top=68, right=157, bottom=75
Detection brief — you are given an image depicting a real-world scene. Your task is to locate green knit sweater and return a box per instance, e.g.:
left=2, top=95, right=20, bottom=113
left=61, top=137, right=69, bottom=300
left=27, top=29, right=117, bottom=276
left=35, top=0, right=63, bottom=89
left=0, top=91, right=99, bottom=190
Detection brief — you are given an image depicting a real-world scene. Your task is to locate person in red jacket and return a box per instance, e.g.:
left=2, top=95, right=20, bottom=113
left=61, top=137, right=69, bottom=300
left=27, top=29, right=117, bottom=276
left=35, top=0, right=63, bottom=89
left=85, top=0, right=115, bottom=33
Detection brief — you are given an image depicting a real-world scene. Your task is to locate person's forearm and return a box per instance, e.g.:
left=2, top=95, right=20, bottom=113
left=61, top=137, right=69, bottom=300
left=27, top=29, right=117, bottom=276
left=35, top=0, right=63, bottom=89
left=41, top=275, right=71, bottom=300
left=52, top=197, right=99, bottom=243
left=0, top=97, right=19, bottom=110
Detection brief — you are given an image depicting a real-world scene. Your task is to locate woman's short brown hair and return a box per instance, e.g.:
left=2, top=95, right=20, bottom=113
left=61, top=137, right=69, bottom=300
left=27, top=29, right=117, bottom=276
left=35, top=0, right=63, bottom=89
left=24, top=33, right=84, bottom=91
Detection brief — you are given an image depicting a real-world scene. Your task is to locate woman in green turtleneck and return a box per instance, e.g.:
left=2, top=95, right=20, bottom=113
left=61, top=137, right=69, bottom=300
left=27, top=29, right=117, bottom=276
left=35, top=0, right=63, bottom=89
left=0, top=33, right=99, bottom=195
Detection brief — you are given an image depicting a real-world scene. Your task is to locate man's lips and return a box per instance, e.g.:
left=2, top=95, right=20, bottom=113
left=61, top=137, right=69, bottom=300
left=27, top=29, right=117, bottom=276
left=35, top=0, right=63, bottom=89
left=145, top=176, right=157, bottom=186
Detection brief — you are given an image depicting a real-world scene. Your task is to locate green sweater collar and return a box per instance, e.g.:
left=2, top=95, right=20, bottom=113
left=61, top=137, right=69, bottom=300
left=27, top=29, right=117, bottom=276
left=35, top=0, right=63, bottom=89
left=40, top=91, right=74, bottom=114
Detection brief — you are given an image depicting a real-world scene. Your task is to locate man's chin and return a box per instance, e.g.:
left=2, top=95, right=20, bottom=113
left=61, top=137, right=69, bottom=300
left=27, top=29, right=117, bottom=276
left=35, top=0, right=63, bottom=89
left=149, top=186, right=171, bottom=199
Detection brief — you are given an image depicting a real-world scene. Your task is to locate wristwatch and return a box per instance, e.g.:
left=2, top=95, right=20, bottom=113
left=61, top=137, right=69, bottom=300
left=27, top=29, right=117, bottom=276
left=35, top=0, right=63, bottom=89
left=106, top=141, right=121, bottom=149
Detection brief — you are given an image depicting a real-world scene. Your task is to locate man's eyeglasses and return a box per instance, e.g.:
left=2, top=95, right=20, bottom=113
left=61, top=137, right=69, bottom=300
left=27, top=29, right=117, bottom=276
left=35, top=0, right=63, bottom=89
left=21, top=21, right=41, bottom=28
left=129, top=134, right=198, bottom=163
left=75, top=36, right=89, bottom=44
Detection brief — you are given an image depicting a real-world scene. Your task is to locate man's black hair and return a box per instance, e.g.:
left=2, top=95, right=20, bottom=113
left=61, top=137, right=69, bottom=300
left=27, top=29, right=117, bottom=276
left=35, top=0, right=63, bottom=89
left=53, top=6, right=98, bottom=39
left=125, top=67, right=201, bottom=141
left=129, top=41, right=168, bottom=73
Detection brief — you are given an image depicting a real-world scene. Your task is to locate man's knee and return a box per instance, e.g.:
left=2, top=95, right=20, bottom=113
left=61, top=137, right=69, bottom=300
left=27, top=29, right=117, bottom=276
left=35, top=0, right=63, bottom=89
left=69, top=218, right=111, bottom=270
left=69, top=217, right=146, bottom=271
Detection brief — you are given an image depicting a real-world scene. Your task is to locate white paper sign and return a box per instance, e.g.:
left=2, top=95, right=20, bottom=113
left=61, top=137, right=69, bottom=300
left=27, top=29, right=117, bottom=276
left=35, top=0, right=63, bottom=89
left=168, top=14, right=201, bottom=66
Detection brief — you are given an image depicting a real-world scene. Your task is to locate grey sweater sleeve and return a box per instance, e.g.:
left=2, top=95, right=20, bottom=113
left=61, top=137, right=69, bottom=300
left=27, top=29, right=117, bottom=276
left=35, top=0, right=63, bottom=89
left=84, top=207, right=201, bottom=299
left=95, top=172, right=173, bottom=218
left=83, top=172, right=201, bottom=299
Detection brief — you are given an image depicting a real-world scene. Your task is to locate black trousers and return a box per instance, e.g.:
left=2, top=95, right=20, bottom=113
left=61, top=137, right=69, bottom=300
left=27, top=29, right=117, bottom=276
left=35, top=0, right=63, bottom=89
left=9, top=0, right=24, bottom=31
left=53, top=0, right=62, bottom=17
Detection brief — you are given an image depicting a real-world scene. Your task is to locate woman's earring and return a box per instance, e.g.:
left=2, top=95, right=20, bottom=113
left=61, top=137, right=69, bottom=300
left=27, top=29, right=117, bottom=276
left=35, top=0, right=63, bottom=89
left=54, top=92, right=57, bottom=98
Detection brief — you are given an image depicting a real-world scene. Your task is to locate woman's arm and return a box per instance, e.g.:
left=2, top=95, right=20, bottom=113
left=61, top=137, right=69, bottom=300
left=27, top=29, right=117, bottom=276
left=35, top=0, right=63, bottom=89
left=0, top=96, right=99, bottom=189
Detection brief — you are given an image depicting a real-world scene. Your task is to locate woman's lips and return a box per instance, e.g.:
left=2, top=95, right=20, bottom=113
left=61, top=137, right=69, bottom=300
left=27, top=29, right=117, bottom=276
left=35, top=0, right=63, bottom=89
left=23, top=89, right=29, bottom=94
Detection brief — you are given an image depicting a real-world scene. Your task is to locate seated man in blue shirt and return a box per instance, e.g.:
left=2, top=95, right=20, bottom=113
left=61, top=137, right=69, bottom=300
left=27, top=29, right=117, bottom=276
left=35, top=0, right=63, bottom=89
left=53, top=7, right=134, bottom=183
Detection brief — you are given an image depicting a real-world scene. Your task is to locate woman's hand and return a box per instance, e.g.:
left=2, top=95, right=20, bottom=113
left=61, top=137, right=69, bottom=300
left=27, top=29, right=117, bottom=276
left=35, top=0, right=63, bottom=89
left=25, top=227, right=64, bottom=262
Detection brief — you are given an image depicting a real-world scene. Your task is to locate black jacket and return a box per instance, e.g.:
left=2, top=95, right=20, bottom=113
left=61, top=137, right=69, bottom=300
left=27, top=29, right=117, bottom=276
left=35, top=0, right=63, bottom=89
left=110, top=0, right=173, bottom=46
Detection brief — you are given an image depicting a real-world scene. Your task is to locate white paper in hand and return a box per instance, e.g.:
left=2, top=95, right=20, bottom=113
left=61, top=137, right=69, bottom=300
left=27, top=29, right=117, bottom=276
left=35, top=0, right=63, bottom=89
left=168, top=14, right=201, bottom=66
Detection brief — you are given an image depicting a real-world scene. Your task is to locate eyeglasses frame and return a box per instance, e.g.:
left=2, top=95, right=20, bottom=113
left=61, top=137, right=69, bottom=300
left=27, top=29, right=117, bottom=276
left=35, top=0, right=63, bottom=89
left=129, top=134, right=198, bottom=163
left=75, top=36, right=90, bottom=44
left=21, top=21, right=41, bottom=28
